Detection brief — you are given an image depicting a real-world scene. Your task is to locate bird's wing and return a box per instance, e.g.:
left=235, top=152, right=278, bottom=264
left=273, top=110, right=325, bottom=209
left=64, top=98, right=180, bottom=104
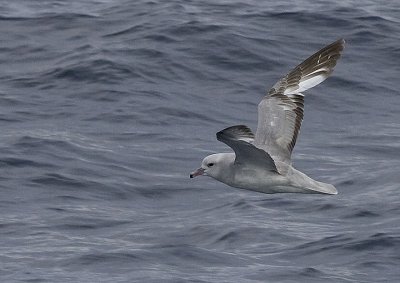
left=216, top=125, right=277, bottom=171
left=254, top=39, right=345, bottom=164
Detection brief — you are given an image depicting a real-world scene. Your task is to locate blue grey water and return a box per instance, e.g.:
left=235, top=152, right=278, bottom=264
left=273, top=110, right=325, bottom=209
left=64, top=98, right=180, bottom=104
left=0, top=0, right=399, bottom=282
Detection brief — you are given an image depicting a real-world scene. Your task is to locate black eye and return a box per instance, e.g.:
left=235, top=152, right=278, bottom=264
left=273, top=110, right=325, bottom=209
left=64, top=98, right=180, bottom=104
left=208, top=163, right=214, bottom=167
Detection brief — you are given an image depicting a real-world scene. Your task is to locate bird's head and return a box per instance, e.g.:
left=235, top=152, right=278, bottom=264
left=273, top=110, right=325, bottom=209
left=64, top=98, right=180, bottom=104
left=190, top=153, right=234, bottom=180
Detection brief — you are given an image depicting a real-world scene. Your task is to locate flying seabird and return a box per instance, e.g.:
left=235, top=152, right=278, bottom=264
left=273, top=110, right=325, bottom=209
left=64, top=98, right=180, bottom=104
left=190, top=39, right=345, bottom=195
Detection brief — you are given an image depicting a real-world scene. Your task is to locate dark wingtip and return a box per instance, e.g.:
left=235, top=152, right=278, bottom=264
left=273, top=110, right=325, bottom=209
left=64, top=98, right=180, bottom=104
left=216, top=125, right=254, bottom=141
left=338, top=38, right=345, bottom=50
left=332, top=38, right=346, bottom=52
left=190, top=174, right=194, bottom=178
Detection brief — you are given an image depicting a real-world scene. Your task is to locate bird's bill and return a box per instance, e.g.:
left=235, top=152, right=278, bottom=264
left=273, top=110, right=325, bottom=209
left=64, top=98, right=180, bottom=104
left=190, top=168, right=205, bottom=178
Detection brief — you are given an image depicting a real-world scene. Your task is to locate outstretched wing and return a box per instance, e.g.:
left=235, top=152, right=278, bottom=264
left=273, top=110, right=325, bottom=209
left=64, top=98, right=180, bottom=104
left=254, top=39, right=345, bottom=164
left=216, top=125, right=277, bottom=171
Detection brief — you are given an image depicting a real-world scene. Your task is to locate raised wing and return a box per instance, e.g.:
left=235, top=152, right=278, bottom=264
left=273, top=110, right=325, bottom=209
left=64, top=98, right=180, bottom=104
left=216, top=125, right=277, bottom=171
left=254, top=39, right=345, bottom=164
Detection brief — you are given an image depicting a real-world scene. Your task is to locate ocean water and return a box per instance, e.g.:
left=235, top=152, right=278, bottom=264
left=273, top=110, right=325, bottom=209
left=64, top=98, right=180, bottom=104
left=0, top=0, right=399, bottom=282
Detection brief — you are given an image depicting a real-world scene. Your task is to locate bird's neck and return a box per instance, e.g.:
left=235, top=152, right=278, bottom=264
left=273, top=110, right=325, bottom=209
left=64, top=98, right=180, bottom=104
left=213, top=153, right=236, bottom=184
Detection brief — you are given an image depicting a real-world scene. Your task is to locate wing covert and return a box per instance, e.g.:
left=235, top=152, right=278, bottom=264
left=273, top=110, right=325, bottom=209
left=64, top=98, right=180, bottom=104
left=216, top=125, right=277, bottom=171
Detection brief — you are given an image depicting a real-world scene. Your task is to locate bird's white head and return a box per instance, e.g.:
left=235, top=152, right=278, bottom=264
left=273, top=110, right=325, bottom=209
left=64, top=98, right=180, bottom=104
left=190, top=153, right=234, bottom=180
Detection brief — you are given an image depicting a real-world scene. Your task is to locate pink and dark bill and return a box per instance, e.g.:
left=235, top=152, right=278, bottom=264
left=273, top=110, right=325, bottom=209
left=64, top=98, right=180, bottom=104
left=190, top=168, right=205, bottom=178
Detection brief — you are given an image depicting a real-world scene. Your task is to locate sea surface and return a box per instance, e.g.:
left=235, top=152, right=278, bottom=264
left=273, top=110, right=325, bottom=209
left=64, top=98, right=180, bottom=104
left=0, top=0, right=399, bottom=282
